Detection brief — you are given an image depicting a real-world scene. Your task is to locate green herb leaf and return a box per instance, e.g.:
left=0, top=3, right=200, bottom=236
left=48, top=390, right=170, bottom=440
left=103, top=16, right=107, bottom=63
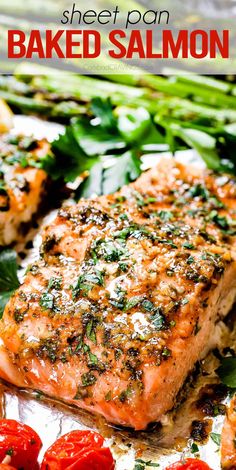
left=150, top=309, right=166, bottom=331
left=102, top=150, right=141, bottom=195
left=125, top=296, right=143, bottom=311
left=171, top=124, right=223, bottom=172
left=72, top=118, right=126, bottom=157
left=91, top=97, right=117, bottom=131
left=191, top=443, right=199, bottom=453
left=81, top=372, right=97, bottom=387
left=209, top=211, right=229, bottom=230
left=117, top=106, right=152, bottom=144
left=182, top=242, right=195, bottom=249
left=73, top=269, right=104, bottom=297
left=217, top=357, right=236, bottom=388
left=77, top=161, right=103, bottom=199
left=39, top=292, right=54, bottom=310
left=0, top=249, right=20, bottom=317
left=48, top=277, right=62, bottom=290
left=210, top=432, right=221, bottom=447
left=42, top=125, right=97, bottom=182
left=134, top=459, right=160, bottom=469
left=157, top=210, right=173, bottom=222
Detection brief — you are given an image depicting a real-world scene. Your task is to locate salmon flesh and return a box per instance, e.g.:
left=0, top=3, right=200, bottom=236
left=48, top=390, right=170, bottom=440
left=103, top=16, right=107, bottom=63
left=1, top=159, right=236, bottom=430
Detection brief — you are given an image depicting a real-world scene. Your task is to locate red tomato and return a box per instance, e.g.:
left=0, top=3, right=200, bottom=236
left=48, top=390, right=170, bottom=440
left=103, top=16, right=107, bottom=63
left=0, top=419, right=42, bottom=470
left=0, top=465, right=17, bottom=470
left=165, top=458, right=212, bottom=470
left=41, top=430, right=115, bottom=470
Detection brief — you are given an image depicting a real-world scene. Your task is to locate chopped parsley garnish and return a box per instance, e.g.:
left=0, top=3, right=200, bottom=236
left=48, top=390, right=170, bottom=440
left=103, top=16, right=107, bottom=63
left=209, top=210, right=229, bottom=230
left=125, top=295, right=144, bottom=311
left=190, top=443, right=199, bottom=454
left=86, top=319, right=97, bottom=344
left=92, top=238, right=128, bottom=263
left=48, top=277, right=62, bottom=290
left=109, top=285, right=127, bottom=310
left=142, top=299, right=155, bottom=312
left=157, top=210, right=173, bottom=222
left=119, top=387, right=132, bottom=402
left=88, top=350, right=99, bottom=366
left=134, top=459, right=159, bottom=469
left=81, top=372, right=97, bottom=387
left=157, top=239, right=178, bottom=249
left=114, top=224, right=153, bottom=241
left=182, top=242, right=195, bottom=249
left=150, top=308, right=166, bottom=331
left=162, top=347, right=171, bottom=357
left=210, top=432, right=221, bottom=447
left=73, top=268, right=104, bottom=297
left=39, top=292, right=54, bottom=310
left=189, top=184, right=209, bottom=200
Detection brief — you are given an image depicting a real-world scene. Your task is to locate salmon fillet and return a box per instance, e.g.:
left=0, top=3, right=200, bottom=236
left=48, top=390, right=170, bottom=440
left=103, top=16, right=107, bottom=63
left=0, top=134, right=49, bottom=245
left=1, top=158, right=236, bottom=430
left=221, top=395, right=236, bottom=469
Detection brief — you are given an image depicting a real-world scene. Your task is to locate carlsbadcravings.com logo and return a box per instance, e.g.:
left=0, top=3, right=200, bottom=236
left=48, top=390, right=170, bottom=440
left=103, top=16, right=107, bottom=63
left=7, top=3, right=229, bottom=61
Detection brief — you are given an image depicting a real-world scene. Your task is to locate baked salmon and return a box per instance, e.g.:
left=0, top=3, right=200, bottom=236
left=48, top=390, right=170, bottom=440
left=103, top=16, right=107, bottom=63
left=1, top=158, right=236, bottom=430
left=0, top=134, right=49, bottom=245
left=221, top=395, right=236, bottom=469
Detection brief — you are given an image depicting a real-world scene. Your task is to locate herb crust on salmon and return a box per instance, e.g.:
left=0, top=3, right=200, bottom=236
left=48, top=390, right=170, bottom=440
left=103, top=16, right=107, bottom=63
left=1, top=158, right=236, bottom=430
left=0, top=134, right=49, bottom=245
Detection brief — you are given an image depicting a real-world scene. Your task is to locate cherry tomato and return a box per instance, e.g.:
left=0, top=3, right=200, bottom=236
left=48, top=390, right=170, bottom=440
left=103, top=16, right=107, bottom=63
left=41, top=430, right=115, bottom=470
left=0, top=465, right=17, bottom=470
left=165, top=458, right=212, bottom=470
left=0, top=419, right=42, bottom=470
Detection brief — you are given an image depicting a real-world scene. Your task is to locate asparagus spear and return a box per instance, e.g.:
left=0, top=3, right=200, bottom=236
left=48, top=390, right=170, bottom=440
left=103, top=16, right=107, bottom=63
left=154, top=97, right=236, bottom=125
left=161, top=69, right=233, bottom=94
left=0, top=89, right=87, bottom=118
left=104, top=73, right=236, bottom=109
left=15, top=63, right=151, bottom=99
left=0, top=90, right=53, bottom=114
left=16, top=65, right=236, bottom=119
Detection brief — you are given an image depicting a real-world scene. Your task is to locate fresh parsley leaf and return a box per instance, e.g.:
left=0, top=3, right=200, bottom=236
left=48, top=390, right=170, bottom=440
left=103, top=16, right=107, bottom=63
left=0, top=249, right=20, bottom=317
left=77, top=150, right=141, bottom=199
left=171, top=124, right=223, bottom=172
left=217, top=357, right=236, bottom=388
left=102, top=150, right=141, bottom=195
left=77, top=161, right=103, bottom=198
left=86, top=319, right=97, bottom=344
left=90, top=97, right=117, bottom=131
left=72, top=118, right=126, bottom=157
left=117, top=106, right=152, bottom=145
left=43, top=125, right=97, bottom=182
left=88, top=351, right=98, bottom=365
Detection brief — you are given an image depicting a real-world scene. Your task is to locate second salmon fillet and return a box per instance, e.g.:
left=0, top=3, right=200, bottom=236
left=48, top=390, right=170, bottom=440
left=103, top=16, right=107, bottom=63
left=0, top=158, right=236, bottom=430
